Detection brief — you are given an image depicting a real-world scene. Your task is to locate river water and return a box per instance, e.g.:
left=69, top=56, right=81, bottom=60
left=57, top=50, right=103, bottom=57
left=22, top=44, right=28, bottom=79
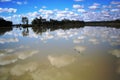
left=0, top=26, right=120, bottom=80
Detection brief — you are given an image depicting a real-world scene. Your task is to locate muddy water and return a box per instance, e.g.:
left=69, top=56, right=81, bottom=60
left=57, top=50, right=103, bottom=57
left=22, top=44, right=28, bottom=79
left=0, top=26, right=120, bottom=80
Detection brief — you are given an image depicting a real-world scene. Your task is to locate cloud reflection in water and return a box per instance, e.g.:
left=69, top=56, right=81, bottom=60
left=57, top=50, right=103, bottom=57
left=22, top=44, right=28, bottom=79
left=74, top=46, right=86, bottom=53
left=48, top=55, right=76, bottom=68
left=0, top=48, right=39, bottom=65
left=109, top=49, right=120, bottom=58
left=0, top=38, right=19, bottom=44
left=10, top=62, right=39, bottom=76
left=0, top=54, right=18, bottom=66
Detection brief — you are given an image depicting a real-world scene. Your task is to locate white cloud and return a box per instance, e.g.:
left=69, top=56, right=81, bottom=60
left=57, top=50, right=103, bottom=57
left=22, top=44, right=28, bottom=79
left=93, top=3, right=100, bottom=6
left=2, top=2, right=120, bottom=24
left=89, top=5, right=98, bottom=10
left=65, top=8, right=69, bottom=11
left=81, top=10, right=118, bottom=21
left=16, top=1, right=22, bottom=5
left=78, top=9, right=86, bottom=13
left=111, top=1, right=120, bottom=5
left=117, top=5, right=120, bottom=8
left=111, top=9, right=120, bottom=12
left=0, top=8, right=17, bottom=13
left=27, top=11, right=40, bottom=17
left=39, top=9, right=54, bottom=15
left=13, top=1, right=27, bottom=5
left=0, top=0, right=11, bottom=2
left=73, top=4, right=84, bottom=9
left=88, top=3, right=100, bottom=10
left=38, top=9, right=82, bottom=21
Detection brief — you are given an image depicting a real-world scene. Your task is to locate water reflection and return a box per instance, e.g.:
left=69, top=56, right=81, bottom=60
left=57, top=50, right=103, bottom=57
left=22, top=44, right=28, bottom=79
left=0, top=26, right=120, bottom=80
left=74, top=46, right=86, bottom=53
left=48, top=55, right=76, bottom=68
left=109, top=49, right=120, bottom=58
left=0, top=38, right=19, bottom=44
left=10, top=62, right=39, bottom=76
left=0, top=46, right=39, bottom=65
left=0, top=27, right=12, bottom=36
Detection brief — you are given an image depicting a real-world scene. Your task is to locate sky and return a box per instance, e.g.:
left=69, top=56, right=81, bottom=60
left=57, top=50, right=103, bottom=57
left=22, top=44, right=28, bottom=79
left=0, top=0, right=120, bottom=24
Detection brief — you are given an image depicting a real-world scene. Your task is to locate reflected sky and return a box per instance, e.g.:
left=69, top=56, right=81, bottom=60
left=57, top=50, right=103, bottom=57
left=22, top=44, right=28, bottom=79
left=0, top=26, right=120, bottom=80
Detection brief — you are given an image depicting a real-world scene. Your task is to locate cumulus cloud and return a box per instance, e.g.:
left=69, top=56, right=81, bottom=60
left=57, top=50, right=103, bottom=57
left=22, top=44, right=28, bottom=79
left=2, top=1, right=120, bottom=23
left=48, top=55, right=76, bottom=68
left=89, top=5, right=98, bottom=10
left=73, top=4, right=84, bottom=9
left=111, top=8, right=120, bottom=12
left=88, top=3, right=100, bottom=10
left=65, top=8, right=69, bottom=11
left=12, top=0, right=27, bottom=5
left=38, top=8, right=82, bottom=21
left=78, top=9, right=86, bottom=13
left=111, top=1, right=120, bottom=5
left=0, top=8, right=17, bottom=13
left=39, top=9, right=54, bottom=15
left=27, top=11, right=40, bottom=17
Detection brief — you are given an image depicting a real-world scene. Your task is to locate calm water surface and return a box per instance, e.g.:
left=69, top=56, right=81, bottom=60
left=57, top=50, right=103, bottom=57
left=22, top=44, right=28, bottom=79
left=0, top=26, right=120, bottom=80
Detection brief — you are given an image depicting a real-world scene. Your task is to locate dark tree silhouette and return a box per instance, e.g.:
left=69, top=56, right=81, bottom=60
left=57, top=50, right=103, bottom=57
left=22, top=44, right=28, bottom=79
left=0, top=17, right=12, bottom=27
left=32, top=16, right=85, bottom=29
left=22, top=17, right=29, bottom=25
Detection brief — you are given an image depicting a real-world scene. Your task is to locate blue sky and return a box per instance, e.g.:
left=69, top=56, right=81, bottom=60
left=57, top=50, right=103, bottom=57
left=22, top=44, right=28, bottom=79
left=0, top=0, right=120, bottom=23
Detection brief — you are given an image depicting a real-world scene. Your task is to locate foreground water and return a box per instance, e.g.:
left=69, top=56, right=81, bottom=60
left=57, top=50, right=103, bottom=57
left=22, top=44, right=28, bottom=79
left=0, top=26, right=120, bottom=80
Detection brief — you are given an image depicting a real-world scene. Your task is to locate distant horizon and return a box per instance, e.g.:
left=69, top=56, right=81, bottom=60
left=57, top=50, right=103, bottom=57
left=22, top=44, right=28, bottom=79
left=0, top=0, right=120, bottom=24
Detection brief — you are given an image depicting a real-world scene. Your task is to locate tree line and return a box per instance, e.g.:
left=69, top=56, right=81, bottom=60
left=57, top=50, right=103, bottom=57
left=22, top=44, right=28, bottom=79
left=0, top=17, right=12, bottom=27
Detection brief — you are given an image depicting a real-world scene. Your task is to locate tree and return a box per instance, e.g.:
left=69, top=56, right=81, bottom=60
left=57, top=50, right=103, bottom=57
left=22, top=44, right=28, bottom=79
left=22, top=17, right=29, bottom=25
